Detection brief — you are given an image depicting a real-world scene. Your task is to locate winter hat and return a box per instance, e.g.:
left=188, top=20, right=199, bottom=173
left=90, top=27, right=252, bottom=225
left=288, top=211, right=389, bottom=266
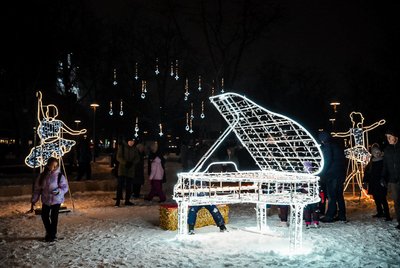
left=318, top=131, right=331, bottom=143
left=385, top=126, right=399, bottom=138
left=370, top=146, right=381, bottom=155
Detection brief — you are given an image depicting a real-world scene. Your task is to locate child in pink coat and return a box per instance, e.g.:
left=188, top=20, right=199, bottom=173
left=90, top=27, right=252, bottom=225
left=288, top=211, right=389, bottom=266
left=145, top=143, right=166, bottom=202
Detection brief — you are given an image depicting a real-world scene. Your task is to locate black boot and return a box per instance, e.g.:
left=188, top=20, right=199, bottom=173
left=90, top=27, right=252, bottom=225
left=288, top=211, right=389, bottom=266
left=188, top=224, right=195, bottom=235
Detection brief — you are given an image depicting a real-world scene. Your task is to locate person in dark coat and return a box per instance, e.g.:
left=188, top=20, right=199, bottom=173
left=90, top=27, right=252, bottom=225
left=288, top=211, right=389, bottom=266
left=381, top=127, right=400, bottom=229
left=363, top=145, right=391, bottom=220
left=115, top=138, right=139, bottom=207
left=131, top=143, right=145, bottom=199
left=76, top=136, right=92, bottom=180
left=318, top=131, right=347, bottom=222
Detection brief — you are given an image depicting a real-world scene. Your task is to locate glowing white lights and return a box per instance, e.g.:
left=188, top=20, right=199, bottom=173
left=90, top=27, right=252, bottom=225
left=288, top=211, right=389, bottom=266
left=25, top=91, right=87, bottom=168
left=173, top=92, right=323, bottom=251
left=332, top=111, right=385, bottom=195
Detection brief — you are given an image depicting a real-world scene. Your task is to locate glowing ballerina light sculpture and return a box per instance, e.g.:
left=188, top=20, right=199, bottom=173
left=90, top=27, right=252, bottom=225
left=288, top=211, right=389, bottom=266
left=332, top=111, right=385, bottom=196
left=25, top=91, right=87, bottom=168
left=173, top=92, right=323, bottom=252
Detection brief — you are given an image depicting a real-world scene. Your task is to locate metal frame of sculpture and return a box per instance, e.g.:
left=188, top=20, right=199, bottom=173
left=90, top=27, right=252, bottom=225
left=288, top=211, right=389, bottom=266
left=173, top=92, right=323, bottom=251
left=332, top=111, right=385, bottom=196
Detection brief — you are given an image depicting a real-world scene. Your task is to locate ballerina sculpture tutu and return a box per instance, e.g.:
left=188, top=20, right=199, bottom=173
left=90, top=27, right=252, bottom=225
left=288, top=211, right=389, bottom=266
left=25, top=91, right=87, bottom=168
left=332, top=112, right=385, bottom=165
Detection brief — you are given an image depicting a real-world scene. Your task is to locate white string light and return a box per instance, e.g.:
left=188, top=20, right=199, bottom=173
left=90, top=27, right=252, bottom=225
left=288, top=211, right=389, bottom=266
left=200, top=100, right=205, bottom=119
left=134, top=117, right=139, bottom=138
left=198, top=75, right=202, bottom=91
left=113, top=68, right=117, bottom=86
left=184, top=78, right=189, bottom=101
left=173, top=92, right=323, bottom=251
left=119, top=99, right=123, bottom=116
left=155, top=58, right=160, bottom=75
left=25, top=91, right=87, bottom=168
left=109, top=101, right=113, bottom=116
left=175, top=60, right=179, bottom=80
left=135, top=62, right=139, bottom=80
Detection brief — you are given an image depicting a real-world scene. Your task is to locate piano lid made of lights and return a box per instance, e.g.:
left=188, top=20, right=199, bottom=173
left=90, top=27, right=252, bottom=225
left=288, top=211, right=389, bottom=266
left=173, top=92, right=324, bottom=251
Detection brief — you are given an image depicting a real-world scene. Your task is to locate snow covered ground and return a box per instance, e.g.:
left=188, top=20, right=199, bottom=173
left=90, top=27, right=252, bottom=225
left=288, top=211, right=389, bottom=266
left=0, top=157, right=399, bottom=267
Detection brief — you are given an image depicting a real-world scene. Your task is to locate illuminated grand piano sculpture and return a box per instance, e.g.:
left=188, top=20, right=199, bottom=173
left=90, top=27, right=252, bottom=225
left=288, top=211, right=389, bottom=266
left=173, top=92, right=324, bottom=250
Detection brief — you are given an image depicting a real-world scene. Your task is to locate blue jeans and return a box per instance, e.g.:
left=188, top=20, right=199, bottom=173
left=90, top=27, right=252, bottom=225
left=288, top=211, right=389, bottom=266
left=188, top=205, right=225, bottom=227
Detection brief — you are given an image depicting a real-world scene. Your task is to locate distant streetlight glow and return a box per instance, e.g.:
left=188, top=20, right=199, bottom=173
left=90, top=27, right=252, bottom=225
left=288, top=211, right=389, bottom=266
left=330, top=101, right=340, bottom=113
left=90, top=103, right=99, bottom=162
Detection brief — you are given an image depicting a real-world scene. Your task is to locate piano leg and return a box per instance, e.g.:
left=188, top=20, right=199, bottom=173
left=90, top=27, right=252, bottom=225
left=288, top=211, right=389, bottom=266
left=256, top=203, right=268, bottom=232
left=177, top=201, right=189, bottom=235
left=289, top=204, right=305, bottom=251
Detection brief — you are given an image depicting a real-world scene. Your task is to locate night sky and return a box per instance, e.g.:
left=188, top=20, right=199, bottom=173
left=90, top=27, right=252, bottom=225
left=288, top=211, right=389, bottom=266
left=1, top=0, right=399, bottom=151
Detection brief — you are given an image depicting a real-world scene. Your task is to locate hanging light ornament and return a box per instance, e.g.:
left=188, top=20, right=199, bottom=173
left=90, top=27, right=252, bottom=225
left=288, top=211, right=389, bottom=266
left=134, top=117, right=139, bottom=138
left=185, top=112, right=190, bottom=131
left=200, top=100, right=205, bottom=119
left=221, top=78, right=225, bottom=93
left=170, top=61, right=174, bottom=77
left=184, top=78, right=189, bottom=101
left=134, top=62, right=139, bottom=80
left=113, top=68, right=118, bottom=86
left=159, top=123, right=164, bottom=137
left=198, top=75, right=202, bottom=91
left=109, top=101, right=113, bottom=116
left=190, top=102, right=194, bottom=119
left=211, top=80, right=215, bottom=96
left=175, top=60, right=179, bottom=80
left=119, top=99, right=124, bottom=116
left=141, top=80, right=147, bottom=99
left=189, top=117, right=193, bottom=133
left=155, top=58, right=160, bottom=75
left=67, top=53, right=72, bottom=69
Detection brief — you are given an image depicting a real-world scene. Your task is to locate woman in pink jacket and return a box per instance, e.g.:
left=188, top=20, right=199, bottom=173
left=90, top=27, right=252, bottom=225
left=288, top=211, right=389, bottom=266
left=145, top=143, right=166, bottom=202
left=31, top=157, right=69, bottom=242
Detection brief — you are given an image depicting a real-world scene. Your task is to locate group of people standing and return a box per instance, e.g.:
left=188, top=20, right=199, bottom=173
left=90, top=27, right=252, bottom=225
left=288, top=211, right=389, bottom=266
left=114, top=138, right=167, bottom=207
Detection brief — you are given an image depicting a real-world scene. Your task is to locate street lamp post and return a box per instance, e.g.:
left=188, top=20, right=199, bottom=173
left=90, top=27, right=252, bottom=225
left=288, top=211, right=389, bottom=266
left=90, top=103, right=99, bottom=162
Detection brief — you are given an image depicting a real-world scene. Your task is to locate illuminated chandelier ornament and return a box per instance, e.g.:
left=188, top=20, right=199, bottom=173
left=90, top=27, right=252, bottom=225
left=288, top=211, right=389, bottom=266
left=173, top=92, right=323, bottom=252
left=184, top=78, right=189, bottom=101
left=170, top=61, right=174, bottom=77
left=175, top=60, right=179, bottom=80
left=155, top=58, right=160, bottom=75
left=198, top=75, right=202, bottom=91
left=25, top=91, right=87, bottom=168
left=211, top=80, right=215, bottom=96
left=134, top=62, right=139, bottom=80
left=221, top=78, right=225, bottom=93
left=141, top=80, right=147, bottom=99
left=159, top=123, right=164, bottom=137
left=119, top=99, right=124, bottom=116
left=113, top=68, right=118, bottom=86
left=109, top=101, right=113, bottom=116
left=190, top=102, right=194, bottom=119
left=134, top=117, right=139, bottom=138
left=200, top=100, right=205, bottom=119
left=332, top=111, right=385, bottom=196
left=185, top=113, right=190, bottom=131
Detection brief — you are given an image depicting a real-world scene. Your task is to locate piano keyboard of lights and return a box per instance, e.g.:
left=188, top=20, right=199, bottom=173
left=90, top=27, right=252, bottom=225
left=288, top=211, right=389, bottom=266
left=173, top=92, right=324, bottom=252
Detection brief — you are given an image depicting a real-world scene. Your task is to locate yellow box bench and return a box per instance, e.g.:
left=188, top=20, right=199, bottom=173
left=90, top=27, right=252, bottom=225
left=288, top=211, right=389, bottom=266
left=159, top=203, right=229, bottom=231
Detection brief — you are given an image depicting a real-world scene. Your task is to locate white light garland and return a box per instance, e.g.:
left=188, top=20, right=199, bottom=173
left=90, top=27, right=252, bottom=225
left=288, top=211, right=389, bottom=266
left=25, top=91, right=87, bottom=168
left=332, top=111, right=385, bottom=195
left=109, top=101, right=113, bottom=116
left=173, top=92, right=323, bottom=252
left=113, top=68, right=117, bottom=86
